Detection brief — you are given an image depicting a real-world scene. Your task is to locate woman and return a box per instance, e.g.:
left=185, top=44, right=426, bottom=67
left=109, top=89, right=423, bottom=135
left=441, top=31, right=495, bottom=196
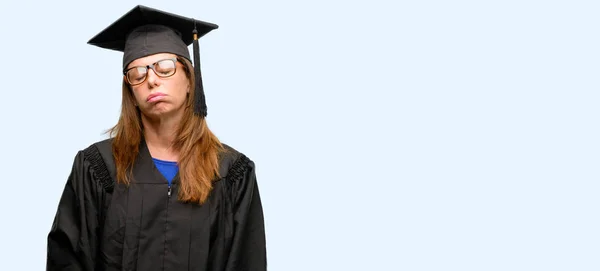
left=46, top=5, right=267, bottom=271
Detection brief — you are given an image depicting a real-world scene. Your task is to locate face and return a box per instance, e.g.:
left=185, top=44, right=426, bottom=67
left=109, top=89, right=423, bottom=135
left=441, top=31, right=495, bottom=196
left=125, top=53, right=190, bottom=119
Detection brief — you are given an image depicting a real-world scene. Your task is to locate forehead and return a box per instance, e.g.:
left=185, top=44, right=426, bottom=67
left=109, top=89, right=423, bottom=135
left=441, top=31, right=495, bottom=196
left=127, top=53, right=178, bottom=68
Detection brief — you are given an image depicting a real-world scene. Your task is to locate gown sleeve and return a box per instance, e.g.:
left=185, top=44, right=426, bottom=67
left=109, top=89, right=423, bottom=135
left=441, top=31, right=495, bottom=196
left=47, top=151, right=101, bottom=271
left=225, top=155, right=267, bottom=271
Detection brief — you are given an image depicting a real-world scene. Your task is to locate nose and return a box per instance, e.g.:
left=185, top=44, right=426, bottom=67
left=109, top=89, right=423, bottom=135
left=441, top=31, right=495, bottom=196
left=146, top=68, right=160, bottom=87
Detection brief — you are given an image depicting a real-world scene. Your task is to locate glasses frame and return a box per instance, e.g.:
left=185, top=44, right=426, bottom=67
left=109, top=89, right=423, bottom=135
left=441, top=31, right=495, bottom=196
left=123, top=57, right=179, bottom=86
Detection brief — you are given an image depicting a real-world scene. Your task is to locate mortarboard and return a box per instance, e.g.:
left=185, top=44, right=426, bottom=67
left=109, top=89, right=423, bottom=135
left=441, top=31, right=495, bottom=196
left=87, top=5, right=219, bottom=117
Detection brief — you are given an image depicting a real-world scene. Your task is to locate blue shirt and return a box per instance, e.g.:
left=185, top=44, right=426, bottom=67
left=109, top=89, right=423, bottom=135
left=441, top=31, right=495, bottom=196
left=152, top=158, right=179, bottom=186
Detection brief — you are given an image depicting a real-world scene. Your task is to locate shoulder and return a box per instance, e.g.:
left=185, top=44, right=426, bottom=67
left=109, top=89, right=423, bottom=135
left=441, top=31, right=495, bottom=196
left=69, top=138, right=112, bottom=164
left=80, top=138, right=114, bottom=163
left=216, top=144, right=259, bottom=202
left=80, top=138, right=115, bottom=167
left=84, top=138, right=113, bottom=153
left=218, top=143, right=255, bottom=180
left=73, top=138, right=115, bottom=192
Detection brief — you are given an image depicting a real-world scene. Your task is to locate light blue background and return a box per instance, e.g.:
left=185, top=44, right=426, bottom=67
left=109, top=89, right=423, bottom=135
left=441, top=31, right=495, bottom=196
left=0, top=0, right=598, bottom=270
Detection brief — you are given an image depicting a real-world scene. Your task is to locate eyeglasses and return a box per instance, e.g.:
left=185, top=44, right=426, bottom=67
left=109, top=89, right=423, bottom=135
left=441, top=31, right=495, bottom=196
left=124, top=58, right=179, bottom=86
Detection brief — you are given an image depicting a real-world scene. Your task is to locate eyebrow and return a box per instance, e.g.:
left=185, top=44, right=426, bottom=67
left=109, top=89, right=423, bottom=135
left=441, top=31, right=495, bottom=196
left=129, top=57, right=176, bottom=68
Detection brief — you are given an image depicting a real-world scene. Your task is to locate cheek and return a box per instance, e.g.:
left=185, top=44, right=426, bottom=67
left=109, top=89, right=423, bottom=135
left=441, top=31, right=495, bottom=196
left=174, top=77, right=191, bottom=98
left=130, top=89, right=142, bottom=101
left=129, top=88, right=145, bottom=104
left=174, top=88, right=189, bottom=103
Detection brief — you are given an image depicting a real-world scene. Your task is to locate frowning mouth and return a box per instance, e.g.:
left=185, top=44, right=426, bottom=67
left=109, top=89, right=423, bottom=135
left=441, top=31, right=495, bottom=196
left=147, top=93, right=166, bottom=102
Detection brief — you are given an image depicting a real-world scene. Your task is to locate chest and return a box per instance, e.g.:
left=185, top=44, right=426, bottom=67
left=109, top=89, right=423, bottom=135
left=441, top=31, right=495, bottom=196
left=99, top=180, right=234, bottom=270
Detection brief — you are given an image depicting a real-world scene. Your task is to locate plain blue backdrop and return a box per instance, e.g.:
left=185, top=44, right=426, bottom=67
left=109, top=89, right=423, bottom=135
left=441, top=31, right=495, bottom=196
left=0, top=0, right=598, bottom=270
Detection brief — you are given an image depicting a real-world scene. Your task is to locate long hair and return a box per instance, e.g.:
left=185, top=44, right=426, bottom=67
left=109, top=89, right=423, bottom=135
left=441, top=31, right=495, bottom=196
left=108, top=56, right=223, bottom=204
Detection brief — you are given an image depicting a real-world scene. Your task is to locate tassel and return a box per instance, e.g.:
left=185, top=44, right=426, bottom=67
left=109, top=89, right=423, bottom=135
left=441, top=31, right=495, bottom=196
left=192, top=21, right=208, bottom=117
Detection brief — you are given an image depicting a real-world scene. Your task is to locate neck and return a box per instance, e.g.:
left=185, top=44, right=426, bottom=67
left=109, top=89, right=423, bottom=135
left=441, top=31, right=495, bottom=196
left=142, top=112, right=183, bottom=161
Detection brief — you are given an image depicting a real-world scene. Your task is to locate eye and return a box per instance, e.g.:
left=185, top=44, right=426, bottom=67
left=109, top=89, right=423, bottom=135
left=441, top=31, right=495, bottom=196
left=127, top=67, right=147, bottom=83
left=154, top=60, right=176, bottom=76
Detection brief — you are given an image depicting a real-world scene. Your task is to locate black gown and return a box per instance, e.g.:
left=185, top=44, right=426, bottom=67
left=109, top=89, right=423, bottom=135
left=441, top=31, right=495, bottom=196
left=46, top=139, right=267, bottom=271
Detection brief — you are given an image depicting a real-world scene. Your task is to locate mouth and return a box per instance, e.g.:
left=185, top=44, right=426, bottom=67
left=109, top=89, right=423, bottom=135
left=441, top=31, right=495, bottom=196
left=147, top=92, right=166, bottom=103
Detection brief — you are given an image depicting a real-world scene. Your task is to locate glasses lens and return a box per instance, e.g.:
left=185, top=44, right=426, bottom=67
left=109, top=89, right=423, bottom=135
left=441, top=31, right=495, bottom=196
left=154, top=59, right=176, bottom=77
left=127, top=67, right=147, bottom=85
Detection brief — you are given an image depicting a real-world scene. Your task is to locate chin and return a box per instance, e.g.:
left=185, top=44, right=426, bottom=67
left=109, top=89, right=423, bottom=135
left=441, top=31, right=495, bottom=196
left=143, top=104, right=184, bottom=118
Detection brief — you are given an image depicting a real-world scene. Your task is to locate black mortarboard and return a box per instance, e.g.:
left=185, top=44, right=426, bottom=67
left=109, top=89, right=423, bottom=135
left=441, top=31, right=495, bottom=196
left=87, top=5, right=218, bottom=117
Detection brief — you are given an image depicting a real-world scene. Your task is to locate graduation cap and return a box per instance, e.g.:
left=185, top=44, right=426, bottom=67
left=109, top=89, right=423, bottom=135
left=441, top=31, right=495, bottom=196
left=87, top=5, right=219, bottom=117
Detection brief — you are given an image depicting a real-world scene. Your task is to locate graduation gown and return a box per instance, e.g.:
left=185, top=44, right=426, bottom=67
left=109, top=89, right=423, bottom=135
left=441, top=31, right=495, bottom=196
left=47, top=139, right=267, bottom=271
